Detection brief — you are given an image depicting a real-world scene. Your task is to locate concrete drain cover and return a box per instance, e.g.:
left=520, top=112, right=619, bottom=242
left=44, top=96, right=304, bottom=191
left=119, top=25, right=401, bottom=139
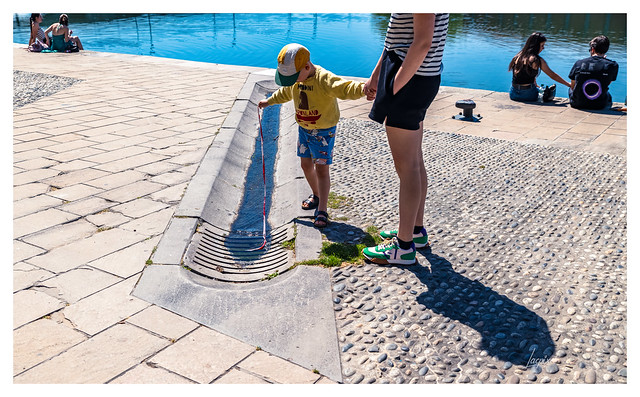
left=184, top=223, right=292, bottom=282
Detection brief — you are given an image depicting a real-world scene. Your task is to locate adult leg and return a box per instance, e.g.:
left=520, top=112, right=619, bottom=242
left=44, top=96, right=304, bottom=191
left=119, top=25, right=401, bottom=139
left=414, top=121, right=427, bottom=229
left=386, top=123, right=425, bottom=243
left=72, top=36, right=83, bottom=50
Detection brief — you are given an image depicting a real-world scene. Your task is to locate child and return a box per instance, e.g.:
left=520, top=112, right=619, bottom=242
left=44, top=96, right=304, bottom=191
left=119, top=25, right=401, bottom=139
left=258, top=43, right=368, bottom=228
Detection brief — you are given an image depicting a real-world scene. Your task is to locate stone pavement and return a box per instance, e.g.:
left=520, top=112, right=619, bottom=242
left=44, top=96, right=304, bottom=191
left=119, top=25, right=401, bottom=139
left=338, top=85, right=626, bottom=157
left=12, top=45, right=626, bottom=384
left=325, top=117, right=627, bottom=384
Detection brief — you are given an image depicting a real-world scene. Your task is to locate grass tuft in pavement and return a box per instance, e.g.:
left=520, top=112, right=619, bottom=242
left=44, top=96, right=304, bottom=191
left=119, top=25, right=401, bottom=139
left=298, top=225, right=383, bottom=267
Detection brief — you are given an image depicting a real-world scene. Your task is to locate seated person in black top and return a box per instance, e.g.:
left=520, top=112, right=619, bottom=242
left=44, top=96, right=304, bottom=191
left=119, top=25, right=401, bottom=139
left=508, top=32, right=570, bottom=102
left=568, top=35, right=619, bottom=110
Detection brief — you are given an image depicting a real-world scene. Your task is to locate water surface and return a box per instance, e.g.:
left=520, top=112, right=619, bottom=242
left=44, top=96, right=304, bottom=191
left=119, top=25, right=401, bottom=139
left=14, top=13, right=626, bottom=101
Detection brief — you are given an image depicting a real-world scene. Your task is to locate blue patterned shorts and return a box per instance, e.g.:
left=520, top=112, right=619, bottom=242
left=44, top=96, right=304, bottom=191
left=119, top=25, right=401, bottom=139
left=297, top=125, right=336, bottom=165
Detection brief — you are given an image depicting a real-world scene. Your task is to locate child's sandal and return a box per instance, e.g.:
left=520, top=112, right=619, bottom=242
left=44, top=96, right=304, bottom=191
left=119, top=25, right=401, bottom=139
left=301, top=194, right=319, bottom=210
left=314, top=210, right=329, bottom=229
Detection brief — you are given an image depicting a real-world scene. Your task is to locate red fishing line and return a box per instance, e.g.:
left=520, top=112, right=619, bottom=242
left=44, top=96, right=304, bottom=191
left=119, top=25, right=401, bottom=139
left=249, top=106, right=267, bottom=251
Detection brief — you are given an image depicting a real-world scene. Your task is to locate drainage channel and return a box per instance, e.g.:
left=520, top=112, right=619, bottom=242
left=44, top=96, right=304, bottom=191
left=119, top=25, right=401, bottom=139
left=182, top=102, right=294, bottom=282
left=132, top=73, right=341, bottom=382
left=136, top=74, right=307, bottom=280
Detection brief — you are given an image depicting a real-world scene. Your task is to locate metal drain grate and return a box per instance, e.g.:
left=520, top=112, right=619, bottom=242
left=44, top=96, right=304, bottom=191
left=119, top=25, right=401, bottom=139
left=184, top=222, right=293, bottom=282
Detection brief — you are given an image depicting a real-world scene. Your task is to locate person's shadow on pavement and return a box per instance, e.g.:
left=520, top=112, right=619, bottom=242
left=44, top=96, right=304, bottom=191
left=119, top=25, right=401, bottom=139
left=407, top=247, right=556, bottom=367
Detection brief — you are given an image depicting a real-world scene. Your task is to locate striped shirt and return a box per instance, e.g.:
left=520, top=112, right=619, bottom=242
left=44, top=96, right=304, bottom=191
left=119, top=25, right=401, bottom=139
left=36, top=27, right=46, bottom=42
left=383, top=13, right=449, bottom=76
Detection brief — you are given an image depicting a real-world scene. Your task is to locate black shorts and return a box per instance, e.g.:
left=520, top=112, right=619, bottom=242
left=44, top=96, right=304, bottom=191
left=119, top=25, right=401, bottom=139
left=369, top=50, right=441, bottom=131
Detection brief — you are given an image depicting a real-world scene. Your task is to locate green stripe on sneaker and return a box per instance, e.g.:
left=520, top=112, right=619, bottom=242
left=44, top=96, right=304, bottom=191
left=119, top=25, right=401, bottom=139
left=362, top=237, right=416, bottom=265
left=379, top=228, right=429, bottom=248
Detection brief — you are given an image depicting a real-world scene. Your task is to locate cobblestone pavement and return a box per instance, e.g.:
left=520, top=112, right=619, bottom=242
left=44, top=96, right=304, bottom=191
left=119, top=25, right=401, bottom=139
left=324, top=118, right=627, bottom=384
left=13, top=70, right=82, bottom=110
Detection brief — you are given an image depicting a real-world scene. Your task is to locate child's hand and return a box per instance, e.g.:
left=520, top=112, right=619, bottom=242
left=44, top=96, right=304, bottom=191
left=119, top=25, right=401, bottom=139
left=365, top=88, right=376, bottom=101
left=258, top=100, right=269, bottom=109
left=364, top=80, right=376, bottom=101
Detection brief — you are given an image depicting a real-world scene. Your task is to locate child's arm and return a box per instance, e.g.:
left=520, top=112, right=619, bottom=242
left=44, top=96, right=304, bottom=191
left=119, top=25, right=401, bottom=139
left=320, top=70, right=366, bottom=100
left=259, top=86, right=293, bottom=109
left=43, top=24, right=53, bottom=39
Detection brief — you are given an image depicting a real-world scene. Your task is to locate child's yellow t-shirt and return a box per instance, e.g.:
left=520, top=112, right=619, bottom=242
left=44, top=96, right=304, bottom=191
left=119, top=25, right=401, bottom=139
left=266, top=66, right=365, bottom=130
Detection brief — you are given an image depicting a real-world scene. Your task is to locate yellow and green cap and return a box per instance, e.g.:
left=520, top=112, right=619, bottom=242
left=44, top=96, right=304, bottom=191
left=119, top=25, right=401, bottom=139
left=275, top=43, right=310, bottom=86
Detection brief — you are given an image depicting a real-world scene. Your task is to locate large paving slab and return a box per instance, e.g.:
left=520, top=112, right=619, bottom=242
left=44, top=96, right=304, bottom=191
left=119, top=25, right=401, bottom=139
left=236, top=350, right=322, bottom=384
left=13, top=289, right=65, bottom=329
left=86, top=236, right=160, bottom=278
left=26, top=227, right=147, bottom=273
left=13, top=323, right=170, bottom=384
left=108, top=363, right=195, bottom=384
left=38, top=266, right=122, bottom=304
left=13, top=208, right=80, bottom=239
left=13, top=262, right=54, bottom=292
left=212, top=368, right=271, bottom=384
left=126, top=305, right=200, bottom=341
left=13, top=240, right=46, bottom=263
left=133, top=264, right=343, bottom=382
left=13, top=318, right=87, bottom=376
left=62, top=276, right=151, bottom=336
left=146, top=325, right=256, bottom=384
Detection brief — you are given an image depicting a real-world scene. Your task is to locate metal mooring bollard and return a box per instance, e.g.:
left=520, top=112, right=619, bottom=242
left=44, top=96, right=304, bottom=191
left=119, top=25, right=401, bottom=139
left=453, top=99, right=482, bottom=122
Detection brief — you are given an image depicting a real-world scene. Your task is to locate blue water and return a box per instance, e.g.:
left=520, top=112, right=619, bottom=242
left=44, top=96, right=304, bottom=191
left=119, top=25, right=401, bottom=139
left=14, top=13, right=627, bottom=102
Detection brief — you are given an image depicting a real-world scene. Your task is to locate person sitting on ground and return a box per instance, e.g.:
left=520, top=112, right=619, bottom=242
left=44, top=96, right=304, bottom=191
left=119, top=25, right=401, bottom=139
left=44, top=14, right=83, bottom=52
left=508, top=32, right=570, bottom=102
left=568, top=35, right=619, bottom=110
left=258, top=43, right=369, bottom=229
left=28, top=13, right=49, bottom=51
